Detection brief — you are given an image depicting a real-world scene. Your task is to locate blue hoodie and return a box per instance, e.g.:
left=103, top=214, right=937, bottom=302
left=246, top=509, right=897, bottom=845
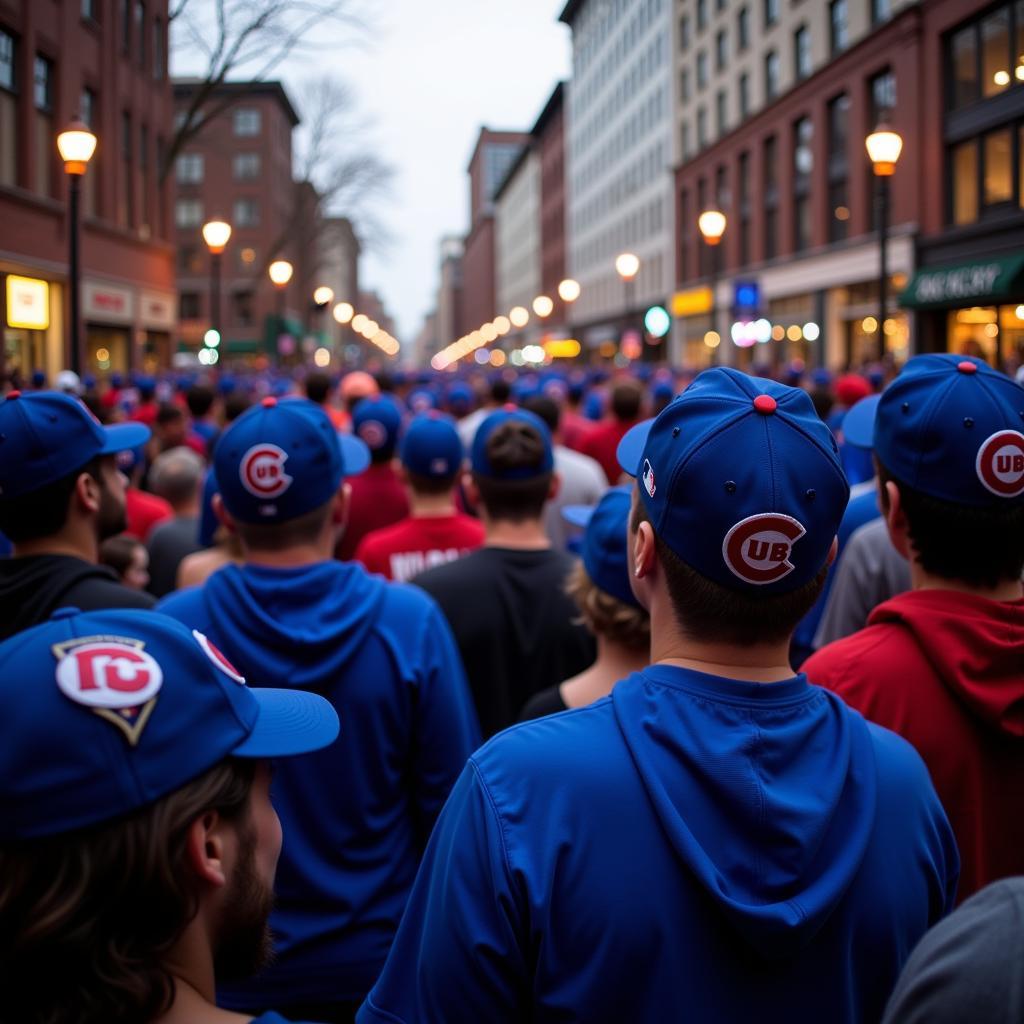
left=158, top=561, right=480, bottom=1005
left=357, top=665, right=958, bottom=1024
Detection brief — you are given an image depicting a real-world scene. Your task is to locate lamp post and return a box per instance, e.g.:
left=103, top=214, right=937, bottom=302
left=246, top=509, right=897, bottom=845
left=57, top=120, right=97, bottom=376
left=866, top=125, right=903, bottom=362
left=201, top=219, right=231, bottom=341
left=698, top=209, right=727, bottom=366
left=268, top=259, right=293, bottom=351
left=615, top=253, right=640, bottom=346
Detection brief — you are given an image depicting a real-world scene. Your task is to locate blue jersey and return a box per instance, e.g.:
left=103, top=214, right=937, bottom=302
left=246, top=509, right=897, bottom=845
left=159, top=560, right=480, bottom=1005
left=358, top=665, right=958, bottom=1024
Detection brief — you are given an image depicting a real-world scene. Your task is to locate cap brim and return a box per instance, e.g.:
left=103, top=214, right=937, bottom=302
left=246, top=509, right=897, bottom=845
left=616, top=419, right=654, bottom=477
left=562, top=504, right=596, bottom=527
left=233, top=688, right=339, bottom=758
left=338, top=433, right=371, bottom=476
left=99, top=421, right=151, bottom=454
left=841, top=394, right=881, bottom=450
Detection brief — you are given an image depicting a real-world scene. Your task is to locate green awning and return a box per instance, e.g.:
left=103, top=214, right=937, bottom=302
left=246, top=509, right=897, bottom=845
left=900, top=253, right=1024, bottom=310
left=225, top=338, right=260, bottom=353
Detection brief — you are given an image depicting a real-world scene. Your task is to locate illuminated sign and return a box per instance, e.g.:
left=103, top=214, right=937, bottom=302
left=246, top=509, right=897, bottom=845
left=544, top=338, right=582, bottom=358
left=670, top=287, right=712, bottom=317
left=5, top=276, right=49, bottom=330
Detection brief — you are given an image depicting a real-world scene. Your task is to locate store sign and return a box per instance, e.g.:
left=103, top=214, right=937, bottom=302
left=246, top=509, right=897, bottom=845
left=140, top=290, right=175, bottom=330
left=670, top=287, right=712, bottom=317
left=733, top=280, right=760, bottom=312
left=83, top=281, right=134, bottom=324
left=911, top=263, right=1003, bottom=305
left=5, top=276, right=49, bottom=330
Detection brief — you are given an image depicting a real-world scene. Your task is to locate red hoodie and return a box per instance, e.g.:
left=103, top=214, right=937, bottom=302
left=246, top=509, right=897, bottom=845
left=804, top=589, right=1024, bottom=902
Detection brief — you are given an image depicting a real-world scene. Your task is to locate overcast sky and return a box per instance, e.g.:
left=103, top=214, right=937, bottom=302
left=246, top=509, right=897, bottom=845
left=173, top=1, right=572, bottom=346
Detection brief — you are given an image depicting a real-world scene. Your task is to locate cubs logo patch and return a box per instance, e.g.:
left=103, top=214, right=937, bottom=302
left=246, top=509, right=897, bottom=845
left=642, top=459, right=656, bottom=498
left=53, top=636, right=163, bottom=746
left=722, top=513, right=807, bottom=586
left=193, top=630, right=246, bottom=685
left=975, top=430, right=1024, bottom=498
left=240, top=444, right=292, bottom=499
left=357, top=419, right=388, bottom=450
left=430, top=457, right=451, bottom=475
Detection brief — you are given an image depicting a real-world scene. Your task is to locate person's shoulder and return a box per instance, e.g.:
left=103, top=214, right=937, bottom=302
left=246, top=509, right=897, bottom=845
left=357, top=518, right=410, bottom=555
left=412, top=546, right=485, bottom=588
left=62, top=574, right=156, bottom=611
left=156, top=582, right=206, bottom=620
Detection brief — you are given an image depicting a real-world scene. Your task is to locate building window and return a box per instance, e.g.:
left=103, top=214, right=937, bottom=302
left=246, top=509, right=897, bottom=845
left=135, top=2, right=146, bottom=68
left=679, top=187, right=689, bottom=280
left=763, top=135, right=778, bottom=260
left=794, top=25, right=811, bottom=80
left=697, top=107, right=707, bottom=149
left=869, top=68, right=896, bottom=127
left=179, top=292, right=201, bottom=321
left=737, top=7, right=750, bottom=52
left=680, top=15, right=690, bottom=51
left=81, top=88, right=98, bottom=215
left=764, top=0, right=779, bottom=29
left=981, top=7, right=1011, bottom=99
left=177, top=245, right=201, bottom=274
left=81, top=87, right=96, bottom=127
left=176, top=198, right=203, bottom=228
left=830, top=0, right=848, bottom=55
left=120, top=0, right=131, bottom=54
left=33, top=56, right=54, bottom=197
left=793, top=116, right=813, bottom=252
left=681, top=69, right=690, bottom=102
left=153, top=17, right=163, bottom=79
left=950, top=140, right=979, bottom=224
left=0, top=28, right=15, bottom=91
left=232, top=290, right=254, bottom=327
left=233, top=153, right=260, bottom=180
left=765, top=50, right=780, bottom=100
left=828, top=94, right=850, bottom=242
left=81, top=0, right=98, bottom=21
left=121, top=111, right=133, bottom=227
left=697, top=51, right=708, bottom=90
left=233, top=197, right=260, bottom=226
left=984, top=128, right=1013, bottom=205
left=872, top=0, right=892, bottom=25
left=697, top=0, right=708, bottom=32
left=738, top=151, right=750, bottom=261
left=716, top=90, right=727, bottom=135
left=233, top=108, right=261, bottom=136
left=949, top=24, right=978, bottom=112
left=33, top=55, right=53, bottom=111
left=739, top=72, right=750, bottom=119
left=716, top=30, right=727, bottom=71
left=175, top=153, right=203, bottom=184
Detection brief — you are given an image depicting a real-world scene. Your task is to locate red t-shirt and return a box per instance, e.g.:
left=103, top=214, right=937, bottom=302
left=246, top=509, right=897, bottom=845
left=336, top=462, right=410, bottom=562
left=560, top=410, right=595, bottom=453
left=125, top=487, right=173, bottom=541
left=804, top=589, right=1024, bottom=903
left=579, top=419, right=638, bottom=485
left=355, top=513, right=486, bottom=582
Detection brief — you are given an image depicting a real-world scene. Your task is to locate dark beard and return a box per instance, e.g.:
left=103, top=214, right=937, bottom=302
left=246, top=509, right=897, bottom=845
left=212, top=833, right=276, bottom=982
left=96, top=484, right=127, bottom=540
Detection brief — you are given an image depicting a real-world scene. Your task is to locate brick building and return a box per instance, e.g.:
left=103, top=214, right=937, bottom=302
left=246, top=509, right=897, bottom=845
left=173, top=79, right=301, bottom=362
left=537, top=83, right=568, bottom=329
left=0, top=0, right=176, bottom=380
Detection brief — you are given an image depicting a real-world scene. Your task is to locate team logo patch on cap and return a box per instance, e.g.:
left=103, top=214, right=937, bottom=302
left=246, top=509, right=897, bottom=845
left=53, top=636, right=162, bottom=746
left=642, top=459, right=657, bottom=498
left=240, top=443, right=292, bottom=499
left=723, top=513, right=807, bottom=586
left=357, top=419, right=388, bottom=450
left=975, top=430, right=1024, bottom=498
left=430, top=457, right=450, bottom=475
left=193, top=630, right=246, bottom=685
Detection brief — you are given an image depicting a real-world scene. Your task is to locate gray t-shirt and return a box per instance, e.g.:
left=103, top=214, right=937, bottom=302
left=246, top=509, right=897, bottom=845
left=814, top=517, right=911, bottom=648
left=146, top=515, right=201, bottom=598
left=545, top=445, right=609, bottom=549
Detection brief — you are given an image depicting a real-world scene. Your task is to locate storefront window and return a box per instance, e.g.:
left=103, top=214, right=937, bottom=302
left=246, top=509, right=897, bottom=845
left=949, top=24, right=979, bottom=110
left=981, top=8, right=1011, bottom=98
left=951, top=140, right=978, bottom=224
left=4, top=328, right=46, bottom=382
left=983, top=129, right=1013, bottom=205
left=848, top=313, right=909, bottom=366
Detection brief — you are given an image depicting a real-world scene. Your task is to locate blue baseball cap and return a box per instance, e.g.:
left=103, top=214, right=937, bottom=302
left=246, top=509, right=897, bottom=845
left=352, top=397, right=402, bottom=456
left=0, top=607, right=339, bottom=840
left=401, top=413, right=464, bottom=479
left=446, top=382, right=474, bottom=412
left=215, top=396, right=369, bottom=525
left=617, top=368, right=849, bottom=593
left=841, top=394, right=881, bottom=450
left=0, top=391, right=150, bottom=499
left=563, top=488, right=642, bottom=609
left=407, top=387, right=438, bottom=413
left=471, top=407, right=554, bottom=480
left=857, top=354, right=1024, bottom=506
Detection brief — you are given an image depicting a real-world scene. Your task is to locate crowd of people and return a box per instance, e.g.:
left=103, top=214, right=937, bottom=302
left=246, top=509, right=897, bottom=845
left=0, top=352, right=1021, bottom=1024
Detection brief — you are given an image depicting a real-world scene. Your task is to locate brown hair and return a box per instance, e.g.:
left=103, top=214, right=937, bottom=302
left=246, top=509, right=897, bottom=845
left=473, top=420, right=552, bottom=523
left=565, top=560, right=650, bottom=650
left=0, top=759, right=255, bottom=1024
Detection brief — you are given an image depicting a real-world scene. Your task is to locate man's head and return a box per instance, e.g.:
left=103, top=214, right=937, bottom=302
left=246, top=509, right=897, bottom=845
left=848, top=354, right=1024, bottom=588
left=0, top=391, right=149, bottom=549
left=0, top=608, right=338, bottom=1024
left=304, top=371, right=332, bottom=407
left=154, top=403, right=187, bottom=450
left=523, top=395, right=561, bottom=441
left=149, top=446, right=206, bottom=515
left=610, top=379, right=645, bottom=424
left=399, top=413, right=465, bottom=497
left=469, top=408, right=557, bottom=525
left=186, top=384, right=216, bottom=421
left=339, top=371, right=380, bottom=414
left=352, top=397, right=402, bottom=465
left=213, top=396, right=369, bottom=554
left=618, top=368, right=849, bottom=647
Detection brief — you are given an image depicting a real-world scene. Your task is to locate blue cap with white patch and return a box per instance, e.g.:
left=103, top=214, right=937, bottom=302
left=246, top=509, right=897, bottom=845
left=617, top=368, right=849, bottom=593
left=400, top=413, right=464, bottom=480
left=471, top=407, right=554, bottom=480
left=352, top=397, right=402, bottom=457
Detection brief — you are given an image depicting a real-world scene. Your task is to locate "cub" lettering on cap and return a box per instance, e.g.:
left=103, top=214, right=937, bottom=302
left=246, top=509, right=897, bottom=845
left=975, top=430, right=1024, bottom=498
left=240, top=443, right=293, bottom=499
left=722, top=513, right=807, bottom=585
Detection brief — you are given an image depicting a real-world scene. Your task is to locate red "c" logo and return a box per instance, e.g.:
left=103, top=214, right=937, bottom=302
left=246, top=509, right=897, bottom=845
left=55, top=642, right=163, bottom=709
left=240, top=444, right=293, bottom=498
left=722, top=513, right=807, bottom=585
left=976, top=430, right=1024, bottom=498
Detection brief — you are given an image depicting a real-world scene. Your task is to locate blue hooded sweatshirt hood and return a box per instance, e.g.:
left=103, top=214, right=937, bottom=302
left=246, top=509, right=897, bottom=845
left=612, top=666, right=877, bottom=959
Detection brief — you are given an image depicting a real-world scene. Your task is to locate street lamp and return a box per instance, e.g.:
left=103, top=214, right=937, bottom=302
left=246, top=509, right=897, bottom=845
left=268, top=259, right=293, bottom=346
left=57, top=120, right=97, bottom=376
left=332, top=301, right=354, bottom=324
left=698, top=210, right=727, bottom=366
left=201, top=219, right=231, bottom=341
left=615, top=253, right=641, bottom=349
left=533, top=295, right=554, bottom=318
left=558, top=278, right=581, bottom=304
left=866, top=125, right=903, bottom=362
left=313, top=286, right=334, bottom=307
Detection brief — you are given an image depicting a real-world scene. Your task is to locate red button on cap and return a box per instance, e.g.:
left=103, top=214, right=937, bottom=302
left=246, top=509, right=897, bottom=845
left=958, top=360, right=978, bottom=375
left=753, top=394, right=777, bottom=414
left=6, top=390, right=20, bottom=400
left=261, top=396, right=277, bottom=408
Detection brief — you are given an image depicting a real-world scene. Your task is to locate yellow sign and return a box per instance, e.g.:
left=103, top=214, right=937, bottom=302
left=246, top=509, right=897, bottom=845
left=6, top=276, right=50, bottom=330
left=670, top=287, right=712, bottom=318
left=544, top=338, right=582, bottom=359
